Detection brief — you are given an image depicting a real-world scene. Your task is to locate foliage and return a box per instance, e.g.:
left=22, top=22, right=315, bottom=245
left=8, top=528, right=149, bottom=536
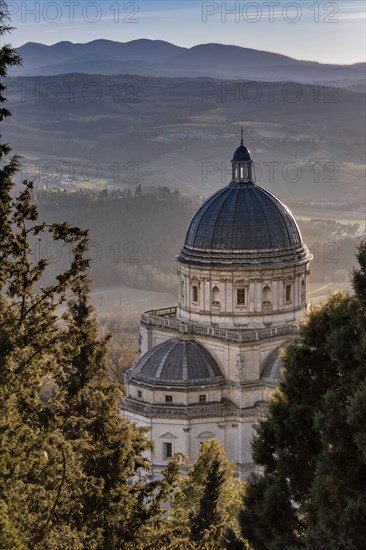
left=236, top=241, right=366, bottom=549
left=35, top=187, right=198, bottom=293
left=0, top=499, right=23, bottom=550
left=166, top=440, right=246, bottom=549
left=0, top=5, right=179, bottom=547
left=47, top=275, right=177, bottom=548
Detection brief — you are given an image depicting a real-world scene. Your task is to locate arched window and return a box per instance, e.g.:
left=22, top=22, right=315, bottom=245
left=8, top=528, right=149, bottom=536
left=212, top=286, right=220, bottom=305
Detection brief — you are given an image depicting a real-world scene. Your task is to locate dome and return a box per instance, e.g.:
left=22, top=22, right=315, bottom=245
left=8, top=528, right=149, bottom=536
left=127, top=339, right=224, bottom=386
left=177, top=183, right=310, bottom=268
left=260, top=347, right=282, bottom=381
left=232, top=144, right=252, bottom=162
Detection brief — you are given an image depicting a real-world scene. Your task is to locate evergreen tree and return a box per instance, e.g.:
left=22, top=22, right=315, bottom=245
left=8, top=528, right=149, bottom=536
left=0, top=500, right=23, bottom=550
left=49, top=273, right=177, bottom=549
left=236, top=241, right=366, bottom=550
left=167, top=440, right=246, bottom=549
left=189, top=456, right=225, bottom=544
left=0, top=4, right=177, bottom=546
left=0, top=3, right=90, bottom=545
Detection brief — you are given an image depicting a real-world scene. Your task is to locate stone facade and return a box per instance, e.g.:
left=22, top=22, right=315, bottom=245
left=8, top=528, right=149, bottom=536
left=177, top=263, right=309, bottom=327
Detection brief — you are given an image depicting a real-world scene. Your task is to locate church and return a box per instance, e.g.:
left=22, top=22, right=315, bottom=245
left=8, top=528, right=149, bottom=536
left=121, top=134, right=311, bottom=480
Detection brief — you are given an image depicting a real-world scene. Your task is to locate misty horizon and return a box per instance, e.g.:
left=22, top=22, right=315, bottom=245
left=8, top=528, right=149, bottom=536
left=15, top=38, right=366, bottom=68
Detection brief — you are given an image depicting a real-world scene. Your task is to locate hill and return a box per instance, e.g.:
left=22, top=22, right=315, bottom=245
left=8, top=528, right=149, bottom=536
left=4, top=74, right=365, bottom=207
left=13, top=39, right=365, bottom=84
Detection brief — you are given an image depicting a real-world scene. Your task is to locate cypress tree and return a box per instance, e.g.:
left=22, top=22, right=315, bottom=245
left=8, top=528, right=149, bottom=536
left=189, top=456, right=225, bottom=544
left=236, top=241, right=366, bottom=550
left=168, top=440, right=245, bottom=549
left=0, top=3, right=90, bottom=544
left=49, top=273, right=176, bottom=548
left=0, top=3, right=177, bottom=546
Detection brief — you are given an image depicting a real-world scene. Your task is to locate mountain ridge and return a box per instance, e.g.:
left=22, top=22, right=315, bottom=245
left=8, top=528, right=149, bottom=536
left=14, top=39, right=365, bottom=82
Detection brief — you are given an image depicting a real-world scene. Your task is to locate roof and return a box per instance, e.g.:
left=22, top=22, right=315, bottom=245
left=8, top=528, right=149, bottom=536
left=232, top=144, right=252, bottom=162
left=260, top=346, right=282, bottom=381
left=127, top=338, right=224, bottom=386
left=177, top=183, right=310, bottom=268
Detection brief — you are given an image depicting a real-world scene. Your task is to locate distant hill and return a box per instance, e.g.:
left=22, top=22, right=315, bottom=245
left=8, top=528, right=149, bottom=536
left=13, top=39, right=365, bottom=83
left=4, top=73, right=365, bottom=203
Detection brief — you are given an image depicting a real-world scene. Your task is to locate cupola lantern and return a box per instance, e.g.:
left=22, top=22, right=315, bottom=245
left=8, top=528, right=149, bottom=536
left=231, top=127, right=255, bottom=185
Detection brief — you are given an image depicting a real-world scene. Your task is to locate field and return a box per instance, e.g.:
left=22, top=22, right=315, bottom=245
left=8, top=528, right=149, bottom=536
left=4, top=75, right=365, bottom=214
left=4, top=74, right=364, bottom=316
left=91, top=284, right=175, bottom=320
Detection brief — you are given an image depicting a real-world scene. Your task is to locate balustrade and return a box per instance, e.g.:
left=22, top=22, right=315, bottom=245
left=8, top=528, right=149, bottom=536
left=141, top=307, right=298, bottom=343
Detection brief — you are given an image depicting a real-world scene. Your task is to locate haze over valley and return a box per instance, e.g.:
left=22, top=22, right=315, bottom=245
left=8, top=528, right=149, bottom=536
left=2, top=0, right=366, bottom=544
left=4, top=39, right=365, bottom=335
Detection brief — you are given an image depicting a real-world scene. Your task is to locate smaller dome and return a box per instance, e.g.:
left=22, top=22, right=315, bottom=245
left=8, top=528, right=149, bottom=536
left=232, top=144, right=252, bottom=162
left=127, top=339, right=224, bottom=386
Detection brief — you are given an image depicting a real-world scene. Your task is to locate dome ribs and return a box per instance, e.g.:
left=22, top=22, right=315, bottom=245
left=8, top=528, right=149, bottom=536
left=129, top=339, right=224, bottom=386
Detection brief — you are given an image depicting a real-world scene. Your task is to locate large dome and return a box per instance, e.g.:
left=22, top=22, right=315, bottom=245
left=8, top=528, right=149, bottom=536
left=126, top=339, right=224, bottom=386
left=178, top=183, right=309, bottom=269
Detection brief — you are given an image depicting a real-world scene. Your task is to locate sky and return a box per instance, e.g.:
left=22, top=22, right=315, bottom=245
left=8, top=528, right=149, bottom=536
left=5, top=0, right=366, bottom=64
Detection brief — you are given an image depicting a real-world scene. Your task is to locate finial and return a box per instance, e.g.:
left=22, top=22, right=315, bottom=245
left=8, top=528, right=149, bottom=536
left=240, top=126, right=244, bottom=146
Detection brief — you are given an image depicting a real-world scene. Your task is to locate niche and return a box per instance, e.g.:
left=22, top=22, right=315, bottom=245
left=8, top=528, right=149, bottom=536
left=212, top=286, right=220, bottom=305
left=262, top=285, right=272, bottom=304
